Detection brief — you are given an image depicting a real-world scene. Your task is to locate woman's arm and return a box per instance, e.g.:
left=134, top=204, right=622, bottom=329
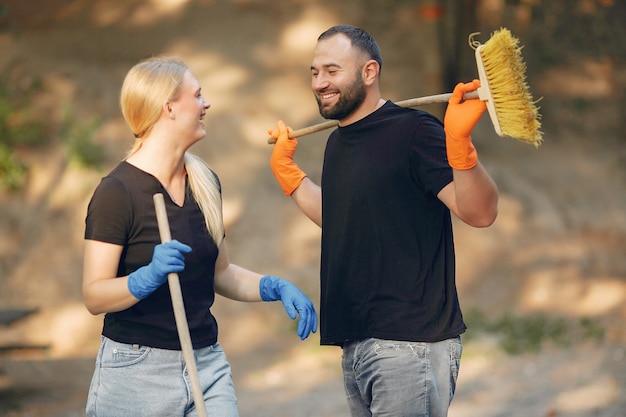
left=82, top=239, right=138, bottom=315
left=213, top=239, right=264, bottom=301
left=213, top=238, right=318, bottom=340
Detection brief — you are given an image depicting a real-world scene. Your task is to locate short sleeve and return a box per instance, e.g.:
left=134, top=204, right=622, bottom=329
left=410, top=113, right=453, bottom=196
left=84, top=176, right=132, bottom=245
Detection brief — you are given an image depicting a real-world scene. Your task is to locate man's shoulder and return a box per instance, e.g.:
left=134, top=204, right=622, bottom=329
left=383, top=101, right=443, bottom=129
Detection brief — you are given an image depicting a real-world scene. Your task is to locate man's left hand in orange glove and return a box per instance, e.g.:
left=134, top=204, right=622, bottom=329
left=268, top=120, right=307, bottom=196
left=444, top=79, right=487, bottom=170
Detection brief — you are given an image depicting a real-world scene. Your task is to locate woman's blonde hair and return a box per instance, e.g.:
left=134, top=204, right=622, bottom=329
left=120, top=56, right=224, bottom=245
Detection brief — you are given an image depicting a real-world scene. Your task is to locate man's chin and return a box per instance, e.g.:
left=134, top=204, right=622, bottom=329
left=319, top=106, right=338, bottom=120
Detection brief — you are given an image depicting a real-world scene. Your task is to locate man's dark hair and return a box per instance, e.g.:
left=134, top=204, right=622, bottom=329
left=318, top=24, right=383, bottom=73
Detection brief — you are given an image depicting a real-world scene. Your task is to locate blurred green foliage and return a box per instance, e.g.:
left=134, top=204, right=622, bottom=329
left=0, top=77, right=46, bottom=191
left=0, top=77, right=104, bottom=192
left=60, top=108, right=104, bottom=169
left=464, top=308, right=605, bottom=355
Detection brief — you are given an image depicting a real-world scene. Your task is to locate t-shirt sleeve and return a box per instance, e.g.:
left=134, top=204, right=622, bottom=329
left=84, top=176, right=132, bottom=245
left=410, top=113, right=453, bottom=196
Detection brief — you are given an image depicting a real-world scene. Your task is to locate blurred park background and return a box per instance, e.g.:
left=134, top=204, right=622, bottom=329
left=0, top=0, right=625, bottom=416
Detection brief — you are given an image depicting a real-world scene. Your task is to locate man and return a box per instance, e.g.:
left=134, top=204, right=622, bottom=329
left=268, top=24, right=498, bottom=417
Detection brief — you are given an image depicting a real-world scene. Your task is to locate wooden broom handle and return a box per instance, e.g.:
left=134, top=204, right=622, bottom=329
left=153, top=193, right=208, bottom=417
left=266, top=91, right=478, bottom=144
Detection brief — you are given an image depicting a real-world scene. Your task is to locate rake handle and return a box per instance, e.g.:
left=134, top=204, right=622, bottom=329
left=153, top=193, right=208, bottom=417
left=266, top=91, right=478, bottom=144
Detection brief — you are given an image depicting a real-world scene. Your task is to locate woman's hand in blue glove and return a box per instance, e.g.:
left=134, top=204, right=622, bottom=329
left=259, top=275, right=318, bottom=340
left=128, top=240, right=192, bottom=300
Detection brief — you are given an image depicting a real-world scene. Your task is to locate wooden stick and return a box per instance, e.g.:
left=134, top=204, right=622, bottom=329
left=153, top=193, right=208, bottom=417
left=266, top=92, right=478, bottom=144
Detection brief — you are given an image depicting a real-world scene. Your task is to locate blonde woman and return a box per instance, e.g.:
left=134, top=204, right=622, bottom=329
left=83, top=56, right=317, bottom=416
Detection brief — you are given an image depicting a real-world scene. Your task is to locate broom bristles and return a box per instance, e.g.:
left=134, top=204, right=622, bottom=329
left=473, top=28, right=543, bottom=147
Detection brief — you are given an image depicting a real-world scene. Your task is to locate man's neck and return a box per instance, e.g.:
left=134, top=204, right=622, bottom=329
left=337, top=96, right=385, bottom=127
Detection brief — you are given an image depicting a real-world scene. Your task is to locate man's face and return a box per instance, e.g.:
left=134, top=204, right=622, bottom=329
left=311, top=34, right=367, bottom=121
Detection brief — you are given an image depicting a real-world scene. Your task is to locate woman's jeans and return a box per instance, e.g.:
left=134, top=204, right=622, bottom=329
left=342, top=337, right=462, bottom=417
left=86, top=336, right=238, bottom=417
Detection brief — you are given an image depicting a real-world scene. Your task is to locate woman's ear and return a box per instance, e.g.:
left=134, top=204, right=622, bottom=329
left=164, top=101, right=176, bottom=119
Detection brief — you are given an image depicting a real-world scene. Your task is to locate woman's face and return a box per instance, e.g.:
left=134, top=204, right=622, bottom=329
left=170, top=70, right=210, bottom=143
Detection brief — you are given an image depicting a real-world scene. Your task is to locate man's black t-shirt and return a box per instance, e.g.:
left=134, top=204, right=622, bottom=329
left=320, top=101, right=466, bottom=346
left=85, top=161, right=219, bottom=350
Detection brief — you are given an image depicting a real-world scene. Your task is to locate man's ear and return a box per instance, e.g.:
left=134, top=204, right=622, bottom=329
left=362, top=59, right=380, bottom=86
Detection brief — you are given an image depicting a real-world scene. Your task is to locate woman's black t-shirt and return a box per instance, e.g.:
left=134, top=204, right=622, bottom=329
left=85, top=161, right=219, bottom=350
left=320, top=101, right=466, bottom=346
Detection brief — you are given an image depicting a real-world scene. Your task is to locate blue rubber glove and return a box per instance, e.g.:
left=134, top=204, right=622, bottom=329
left=260, top=275, right=318, bottom=340
left=128, top=240, right=192, bottom=300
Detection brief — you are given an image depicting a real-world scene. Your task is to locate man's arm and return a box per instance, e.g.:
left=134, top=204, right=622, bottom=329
left=439, top=80, right=499, bottom=227
left=269, top=120, right=322, bottom=227
left=291, top=177, right=322, bottom=227
left=437, top=162, right=498, bottom=227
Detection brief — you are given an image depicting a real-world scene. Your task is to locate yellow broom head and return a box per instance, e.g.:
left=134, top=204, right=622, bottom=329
left=471, top=28, right=543, bottom=147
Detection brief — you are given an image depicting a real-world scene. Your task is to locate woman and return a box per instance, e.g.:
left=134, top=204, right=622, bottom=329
left=83, top=56, right=317, bottom=416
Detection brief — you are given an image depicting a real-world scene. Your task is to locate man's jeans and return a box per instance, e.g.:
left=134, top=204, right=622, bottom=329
left=342, top=337, right=462, bottom=417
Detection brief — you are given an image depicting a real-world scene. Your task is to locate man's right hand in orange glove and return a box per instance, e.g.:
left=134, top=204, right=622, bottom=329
left=269, top=120, right=307, bottom=196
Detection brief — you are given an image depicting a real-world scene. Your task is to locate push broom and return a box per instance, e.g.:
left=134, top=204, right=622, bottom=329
left=268, top=28, right=542, bottom=147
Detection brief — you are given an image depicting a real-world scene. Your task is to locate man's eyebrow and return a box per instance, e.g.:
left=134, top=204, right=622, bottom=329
left=310, top=63, right=341, bottom=71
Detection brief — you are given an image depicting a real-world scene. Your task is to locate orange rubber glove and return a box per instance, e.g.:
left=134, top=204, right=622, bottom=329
left=269, top=120, right=307, bottom=196
left=444, top=79, right=487, bottom=170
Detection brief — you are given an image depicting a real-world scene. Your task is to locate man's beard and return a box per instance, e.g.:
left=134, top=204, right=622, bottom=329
left=316, top=75, right=367, bottom=121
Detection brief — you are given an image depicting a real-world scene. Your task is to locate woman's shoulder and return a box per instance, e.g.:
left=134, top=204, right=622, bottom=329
left=93, top=162, right=147, bottom=198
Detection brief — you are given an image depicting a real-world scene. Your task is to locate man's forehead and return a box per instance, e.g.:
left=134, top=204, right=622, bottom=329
left=315, top=33, right=353, bottom=52
left=313, top=34, right=360, bottom=64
